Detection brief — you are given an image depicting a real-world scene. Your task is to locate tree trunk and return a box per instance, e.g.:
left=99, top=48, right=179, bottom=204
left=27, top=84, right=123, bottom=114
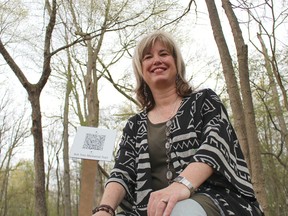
left=78, top=37, right=100, bottom=216
left=77, top=1, right=110, bottom=213
left=56, top=154, right=61, bottom=215
left=204, top=0, right=250, bottom=166
left=28, top=87, right=48, bottom=216
left=63, top=48, right=73, bottom=216
left=221, top=0, right=269, bottom=213
left=205, top=0, right=269, bottom=213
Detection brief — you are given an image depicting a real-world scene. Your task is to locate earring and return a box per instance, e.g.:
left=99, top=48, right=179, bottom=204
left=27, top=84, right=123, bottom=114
left=143, top=83, right=148, bottom=99
left=176, top=74, right=180, bottom=87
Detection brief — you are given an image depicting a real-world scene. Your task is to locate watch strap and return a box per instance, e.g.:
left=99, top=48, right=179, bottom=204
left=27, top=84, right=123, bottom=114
left=173, top=176, right=195, bottom=194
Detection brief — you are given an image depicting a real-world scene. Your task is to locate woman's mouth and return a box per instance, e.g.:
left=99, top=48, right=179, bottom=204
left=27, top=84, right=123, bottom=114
left=151, top=67, right=166, bottom=73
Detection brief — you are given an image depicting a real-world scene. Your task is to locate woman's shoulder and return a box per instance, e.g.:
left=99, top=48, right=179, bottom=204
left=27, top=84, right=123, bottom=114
left=180, top=88, right=222, bottom=114
left=185, top=88, right=218, bottom=101
left=124, top=111, right=147, bottom=131
left=127, top=110, right=146, bottom=122
left=192, top=88, right=217, bottom=95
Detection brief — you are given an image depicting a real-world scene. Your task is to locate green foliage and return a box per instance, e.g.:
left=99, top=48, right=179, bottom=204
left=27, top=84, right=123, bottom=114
left=249, top=52, right=288, bottom=215
left=1, top=160, right=34, bottom=216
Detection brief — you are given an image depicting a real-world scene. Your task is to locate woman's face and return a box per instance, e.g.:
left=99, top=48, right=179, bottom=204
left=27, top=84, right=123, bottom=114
left=141, top=41, right=177, bottom=90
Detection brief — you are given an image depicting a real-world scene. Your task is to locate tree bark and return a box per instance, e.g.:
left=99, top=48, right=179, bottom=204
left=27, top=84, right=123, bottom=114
left=63, top=48, right=73, bottom=216
left=204, top=0, right=250, bottom=166
left=78, top=32, right=101, bottom=216
left=205, top=0, right=269, bottom=213
left=77, top=1, right=110, bottom=214
left=29, top=88, right=47, bottom=216
left=221, top=0, right=268, bottom=214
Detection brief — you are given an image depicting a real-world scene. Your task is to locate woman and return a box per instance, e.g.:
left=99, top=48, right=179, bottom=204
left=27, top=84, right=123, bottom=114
left=92, top=31, right=264, bottom=216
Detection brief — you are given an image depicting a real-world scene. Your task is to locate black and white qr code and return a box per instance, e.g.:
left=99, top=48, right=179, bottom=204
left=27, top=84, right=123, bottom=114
left=83, top=133, right=106, bottom=151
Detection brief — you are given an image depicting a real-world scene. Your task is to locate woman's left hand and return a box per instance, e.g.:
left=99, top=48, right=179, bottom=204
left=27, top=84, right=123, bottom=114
left=147, top=182, right=190, bottom=216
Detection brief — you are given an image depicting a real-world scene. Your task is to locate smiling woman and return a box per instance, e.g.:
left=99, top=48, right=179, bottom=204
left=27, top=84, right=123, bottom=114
left=92, top=31, right=264, bottom=216
left=141, top=41, right=178, bottom=98
left=132, top=31, right=191, bottom=112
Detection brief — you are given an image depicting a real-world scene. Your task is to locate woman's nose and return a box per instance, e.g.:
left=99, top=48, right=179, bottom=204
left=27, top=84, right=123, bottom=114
left=153, top=55, right=162, bottom=64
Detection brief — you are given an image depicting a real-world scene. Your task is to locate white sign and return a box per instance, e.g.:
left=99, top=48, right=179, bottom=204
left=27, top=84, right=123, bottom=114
left=70, top=126, right=117, bottom=161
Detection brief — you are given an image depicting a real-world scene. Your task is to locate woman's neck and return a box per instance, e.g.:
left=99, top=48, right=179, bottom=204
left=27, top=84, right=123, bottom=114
left=152, top=87, right=178, bottom=108
left=148, top=88, right=182, bottom=123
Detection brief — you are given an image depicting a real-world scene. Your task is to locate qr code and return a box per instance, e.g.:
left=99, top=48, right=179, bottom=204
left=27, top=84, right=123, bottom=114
left=83, top=133, right=106, bottom=151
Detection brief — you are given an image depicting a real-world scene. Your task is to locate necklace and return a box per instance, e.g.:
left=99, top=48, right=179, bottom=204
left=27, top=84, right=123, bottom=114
left=165, top=118, right=174, bottom=183
left=156, top=95, right=179, bottom=122
left=153, top=95, right=181, bottom=184
left=155, top=95, right=180, bottom=184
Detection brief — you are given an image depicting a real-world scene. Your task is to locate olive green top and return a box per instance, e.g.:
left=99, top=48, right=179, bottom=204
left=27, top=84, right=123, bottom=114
left=147, top=118, right=175, bottom=191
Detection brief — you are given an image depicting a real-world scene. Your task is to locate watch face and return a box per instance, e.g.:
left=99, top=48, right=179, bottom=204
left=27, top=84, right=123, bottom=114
left=174, top=176, right=195, bottom=194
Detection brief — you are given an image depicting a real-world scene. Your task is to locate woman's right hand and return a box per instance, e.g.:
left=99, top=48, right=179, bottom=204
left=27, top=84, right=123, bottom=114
left=147, top=182, right=190, bottom=216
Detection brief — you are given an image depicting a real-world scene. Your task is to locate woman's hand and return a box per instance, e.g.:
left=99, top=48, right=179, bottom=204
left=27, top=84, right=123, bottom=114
left=147, top=182, right=190, bottom=216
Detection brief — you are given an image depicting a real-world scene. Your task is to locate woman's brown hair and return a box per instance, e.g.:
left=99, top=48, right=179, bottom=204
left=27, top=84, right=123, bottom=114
left=132, top=31, right=192, bottom=111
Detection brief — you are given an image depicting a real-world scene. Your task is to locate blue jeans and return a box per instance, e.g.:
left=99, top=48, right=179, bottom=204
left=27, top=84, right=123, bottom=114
left=116, top=199, right=207, bottom=216
left=171, top=199, right=207, bottom=216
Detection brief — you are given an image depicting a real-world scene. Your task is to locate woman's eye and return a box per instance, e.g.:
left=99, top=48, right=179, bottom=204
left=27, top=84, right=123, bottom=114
left=160, top=52, right=169, bottom=56
left=143, top=55, right=152, bottom=60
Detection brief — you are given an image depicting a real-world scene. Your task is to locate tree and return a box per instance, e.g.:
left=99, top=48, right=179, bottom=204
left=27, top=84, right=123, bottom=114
left=62, top=40, right=73, bottom=216
left=204, top=0, right=268, bottom=214
left=56, top=0, right=194, bottom=214
left=0, top=0, right=57, bottom=215
left=238, top=0, right=288, bottom=214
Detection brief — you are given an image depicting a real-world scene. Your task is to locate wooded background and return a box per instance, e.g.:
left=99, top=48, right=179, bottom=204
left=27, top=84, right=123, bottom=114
left=0, top=0, right=287, bottom=216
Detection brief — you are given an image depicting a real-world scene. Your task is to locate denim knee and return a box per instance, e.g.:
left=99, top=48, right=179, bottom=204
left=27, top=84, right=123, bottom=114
left=171, top=199, right=207, bottom=216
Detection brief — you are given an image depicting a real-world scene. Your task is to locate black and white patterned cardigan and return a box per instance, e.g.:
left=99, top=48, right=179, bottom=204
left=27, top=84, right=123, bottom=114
left=106, top=88, right=263, bottom=216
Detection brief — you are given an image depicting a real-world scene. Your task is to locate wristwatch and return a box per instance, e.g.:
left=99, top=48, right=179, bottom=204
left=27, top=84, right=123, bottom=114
left=173, top=176, right=195, bottom=194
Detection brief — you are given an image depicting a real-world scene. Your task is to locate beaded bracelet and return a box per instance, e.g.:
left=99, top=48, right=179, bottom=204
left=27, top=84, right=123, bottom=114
left=92, top=204, right=115, bottom=216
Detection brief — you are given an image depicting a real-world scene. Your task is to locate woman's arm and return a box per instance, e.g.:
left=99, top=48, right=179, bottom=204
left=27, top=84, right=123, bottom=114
left=93, top=182, right=126, bottom=216
left=179, top=162, right=213, bottom=190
